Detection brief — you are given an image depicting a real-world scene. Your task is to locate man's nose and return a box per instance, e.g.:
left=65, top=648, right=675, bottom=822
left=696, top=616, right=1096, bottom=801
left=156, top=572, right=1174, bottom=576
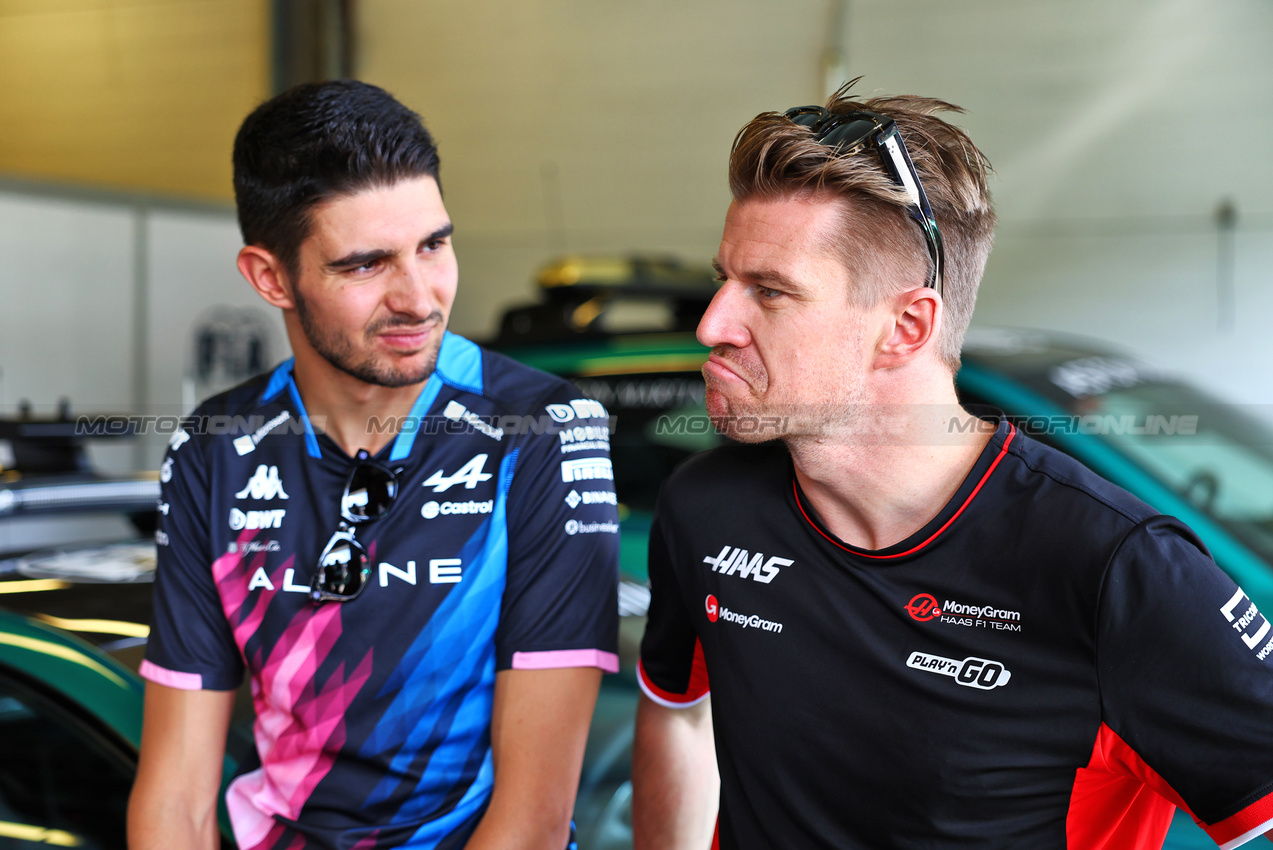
left=697, top=282, right=751, bottom=349
left=385, top=259, right=438, bottom=317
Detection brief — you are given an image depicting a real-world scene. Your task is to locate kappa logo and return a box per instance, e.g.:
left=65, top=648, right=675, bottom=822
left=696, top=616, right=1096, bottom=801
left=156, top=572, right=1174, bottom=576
left=560, top=457, right=613, bottom=483
left=235, top=465, right=290, bottom=501
left=545, top=398, right=608, bottom=424
left=168, top=429, right=191, bottom=452
left=906, top=651, right=1012, bottom=690
left=423, top=454, right=493, bottom=493
left=229, top=508, right=286, bottom=530
left=157, top=501, right=170, bottom=516
left=702, top=545, right=789, bottom=584
left=160, top=458, right=174, bottom=483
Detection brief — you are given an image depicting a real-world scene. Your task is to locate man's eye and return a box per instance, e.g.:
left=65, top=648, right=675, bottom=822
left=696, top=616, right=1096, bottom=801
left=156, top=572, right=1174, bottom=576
left=757, top=286, right=782, bottom=299
left=422, top=239, right=446, bottom=253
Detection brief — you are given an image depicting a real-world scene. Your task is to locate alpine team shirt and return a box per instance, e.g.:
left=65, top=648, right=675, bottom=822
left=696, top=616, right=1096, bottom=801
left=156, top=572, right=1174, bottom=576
left=639, top=416, right=1273, bottom=849
left=143, top=332, right=620, bottom=850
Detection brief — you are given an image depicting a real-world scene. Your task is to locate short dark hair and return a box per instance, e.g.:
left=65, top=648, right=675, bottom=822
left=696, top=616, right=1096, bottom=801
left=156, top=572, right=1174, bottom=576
left=232, top=80, right=441, bottom=279
left=728, top=81, right=995, bottom=370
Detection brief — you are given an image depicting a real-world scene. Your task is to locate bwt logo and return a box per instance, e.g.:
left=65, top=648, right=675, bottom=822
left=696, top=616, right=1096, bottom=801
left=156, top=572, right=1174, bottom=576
left=905, top=593, right=943, bottom=621
left=906, top=651, right=1012, bottom=690
left=546, top=398, right=608, bottom=423
left=229, top=508, right=286, bottom=530
left=705, top=594, right=719, bottom=622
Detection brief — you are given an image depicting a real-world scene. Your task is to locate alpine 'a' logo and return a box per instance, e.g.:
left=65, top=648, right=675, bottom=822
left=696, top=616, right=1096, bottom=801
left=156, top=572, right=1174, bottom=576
left=423, top=454, right=492, bottom=493
left=905, top=593, right=942, bottom=621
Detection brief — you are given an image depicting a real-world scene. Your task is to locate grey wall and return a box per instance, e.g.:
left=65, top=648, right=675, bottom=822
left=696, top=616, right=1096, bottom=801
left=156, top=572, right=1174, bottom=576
left=0, top=184, right=285, bottom=469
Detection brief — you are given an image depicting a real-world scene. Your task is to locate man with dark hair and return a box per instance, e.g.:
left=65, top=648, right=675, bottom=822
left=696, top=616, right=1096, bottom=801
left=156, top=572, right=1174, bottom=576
left=632, top=84, right=1273, bottom=848
left=128, top=80, right=620, bottom=850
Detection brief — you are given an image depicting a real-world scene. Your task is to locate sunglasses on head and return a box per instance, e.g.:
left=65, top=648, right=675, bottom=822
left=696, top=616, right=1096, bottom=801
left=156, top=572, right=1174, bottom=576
left=783, top=105, right=945, bottom=297
left=310, top=450, right=399, bottom=604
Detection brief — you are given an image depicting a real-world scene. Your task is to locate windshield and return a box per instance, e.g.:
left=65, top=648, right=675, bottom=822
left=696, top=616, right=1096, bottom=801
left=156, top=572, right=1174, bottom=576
left=972, top=349, right=1273, bottom=565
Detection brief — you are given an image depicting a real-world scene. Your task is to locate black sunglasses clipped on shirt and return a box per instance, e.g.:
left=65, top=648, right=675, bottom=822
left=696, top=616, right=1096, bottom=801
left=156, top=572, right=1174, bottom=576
left=783, top=105, right=945, bottom=297
left=310, top=450, right=399, bottom=604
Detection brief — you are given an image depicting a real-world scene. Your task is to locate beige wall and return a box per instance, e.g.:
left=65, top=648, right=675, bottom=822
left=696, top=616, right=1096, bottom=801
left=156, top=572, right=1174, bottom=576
left=357, top=0, right=835, bottom=339
left=0, top=0, right=269, bottom=199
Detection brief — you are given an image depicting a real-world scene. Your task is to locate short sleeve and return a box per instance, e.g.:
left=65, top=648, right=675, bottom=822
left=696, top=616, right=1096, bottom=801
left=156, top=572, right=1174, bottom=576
left=495, top=390, right=620, bottom=673
left=142, top=435, right=244, bottom=691
left=637, top=504, right=709, bottom=708
left=1097, top=517, right=1273, bottom=846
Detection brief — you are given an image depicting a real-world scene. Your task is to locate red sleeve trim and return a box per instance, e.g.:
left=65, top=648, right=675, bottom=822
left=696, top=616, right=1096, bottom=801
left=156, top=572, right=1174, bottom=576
left=1208, top=790, right=1273, bottom=849
left=638, top=639, right=709, bottom=708
left=1067, top=723, right=1181, bottom=850
left=794, top=423, right=1015, bottom=560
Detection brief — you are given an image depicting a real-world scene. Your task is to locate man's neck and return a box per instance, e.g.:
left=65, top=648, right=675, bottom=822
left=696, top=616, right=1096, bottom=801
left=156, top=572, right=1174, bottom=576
left=786, top=383, right=993, bottom=552
left=291, top=349, right=429, bottom=458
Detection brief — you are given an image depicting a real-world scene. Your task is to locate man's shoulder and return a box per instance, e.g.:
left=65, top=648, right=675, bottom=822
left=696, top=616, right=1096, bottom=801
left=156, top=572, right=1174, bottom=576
left=1001, top=425, right=1161, bottom=529
left=438, top=333, right=581, bottom=412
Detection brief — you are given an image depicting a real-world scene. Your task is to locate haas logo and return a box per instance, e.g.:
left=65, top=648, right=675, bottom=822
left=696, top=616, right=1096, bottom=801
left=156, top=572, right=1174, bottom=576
left=236, top=465, right=290, bottom=500
left=705, top=594, right=719, bottom=623
left=905, top=593, right=943, bottom=622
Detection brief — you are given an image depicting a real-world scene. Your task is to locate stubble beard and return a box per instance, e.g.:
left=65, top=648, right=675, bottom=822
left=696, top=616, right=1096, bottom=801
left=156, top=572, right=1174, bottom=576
left=294, top=287, right=444, bottom=388
left=704, top=345, right=867, bottom=445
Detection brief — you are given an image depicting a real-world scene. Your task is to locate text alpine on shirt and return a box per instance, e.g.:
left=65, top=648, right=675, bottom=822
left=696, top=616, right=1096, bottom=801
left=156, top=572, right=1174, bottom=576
left=145, top=332, right=620, bottom=850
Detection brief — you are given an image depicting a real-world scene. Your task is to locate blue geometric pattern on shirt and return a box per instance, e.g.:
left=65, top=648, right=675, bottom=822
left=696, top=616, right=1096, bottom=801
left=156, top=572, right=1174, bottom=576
left=359, top=450, right=517, bottom=831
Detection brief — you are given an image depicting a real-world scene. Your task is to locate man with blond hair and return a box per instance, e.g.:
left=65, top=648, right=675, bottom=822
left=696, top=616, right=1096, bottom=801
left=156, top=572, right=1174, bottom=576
left=632, top=84, right=1273, bottom=849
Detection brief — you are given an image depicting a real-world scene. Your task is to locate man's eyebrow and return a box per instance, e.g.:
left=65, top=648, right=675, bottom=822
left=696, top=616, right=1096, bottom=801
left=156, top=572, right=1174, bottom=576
left=326, top=249, right=393, bottom=271
left=325, top=223, right=454, bottom=270
left=713, top=259, right=802, bottom=291
left=424, top=223, right=454, bottom=244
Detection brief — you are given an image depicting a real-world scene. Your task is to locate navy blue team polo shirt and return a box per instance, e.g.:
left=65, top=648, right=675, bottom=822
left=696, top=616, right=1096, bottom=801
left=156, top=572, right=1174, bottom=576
left=144, top=332, right=620, bottom=850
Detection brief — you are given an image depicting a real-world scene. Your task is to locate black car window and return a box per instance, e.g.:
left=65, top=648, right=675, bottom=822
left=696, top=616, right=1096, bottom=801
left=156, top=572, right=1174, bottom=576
left=0, top=668, right=134, bottom=849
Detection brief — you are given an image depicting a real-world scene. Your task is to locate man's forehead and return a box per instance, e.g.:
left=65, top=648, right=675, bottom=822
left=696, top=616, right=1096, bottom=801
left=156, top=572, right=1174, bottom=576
left=307, top=176, right=450, bottom=246
left=719, top=195, right=846, bottom=269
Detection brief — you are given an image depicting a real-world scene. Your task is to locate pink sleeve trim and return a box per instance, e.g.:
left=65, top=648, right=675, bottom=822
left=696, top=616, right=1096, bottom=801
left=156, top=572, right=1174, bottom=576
left=511, top=649, right=620, bottom=673
left=139, top=659, right=204, bottom=690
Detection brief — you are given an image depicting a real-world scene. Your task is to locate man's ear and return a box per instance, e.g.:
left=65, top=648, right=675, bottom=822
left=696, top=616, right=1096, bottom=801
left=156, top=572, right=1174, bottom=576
left=874, top=287, right=941, bottom=369
left=237, top=245, right=295, bottom=310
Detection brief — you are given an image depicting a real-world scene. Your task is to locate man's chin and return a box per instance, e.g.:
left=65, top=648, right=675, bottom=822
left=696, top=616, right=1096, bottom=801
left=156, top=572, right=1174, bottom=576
left=706, top=392, right=785, bottom=443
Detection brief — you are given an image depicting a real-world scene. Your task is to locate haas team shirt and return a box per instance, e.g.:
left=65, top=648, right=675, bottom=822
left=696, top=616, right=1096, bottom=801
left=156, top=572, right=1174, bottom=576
left=144, top=332, right=620, bottom=849
left=640, top=416, right=1273, bottom=849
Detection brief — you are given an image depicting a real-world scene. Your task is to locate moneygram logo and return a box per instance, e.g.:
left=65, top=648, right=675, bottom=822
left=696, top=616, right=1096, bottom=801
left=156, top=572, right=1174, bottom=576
left=905, top=593, right=942, bottom=621
left=704, top=594, right=783, bottom=633
left=906, top=592, right=1023, bottom=633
